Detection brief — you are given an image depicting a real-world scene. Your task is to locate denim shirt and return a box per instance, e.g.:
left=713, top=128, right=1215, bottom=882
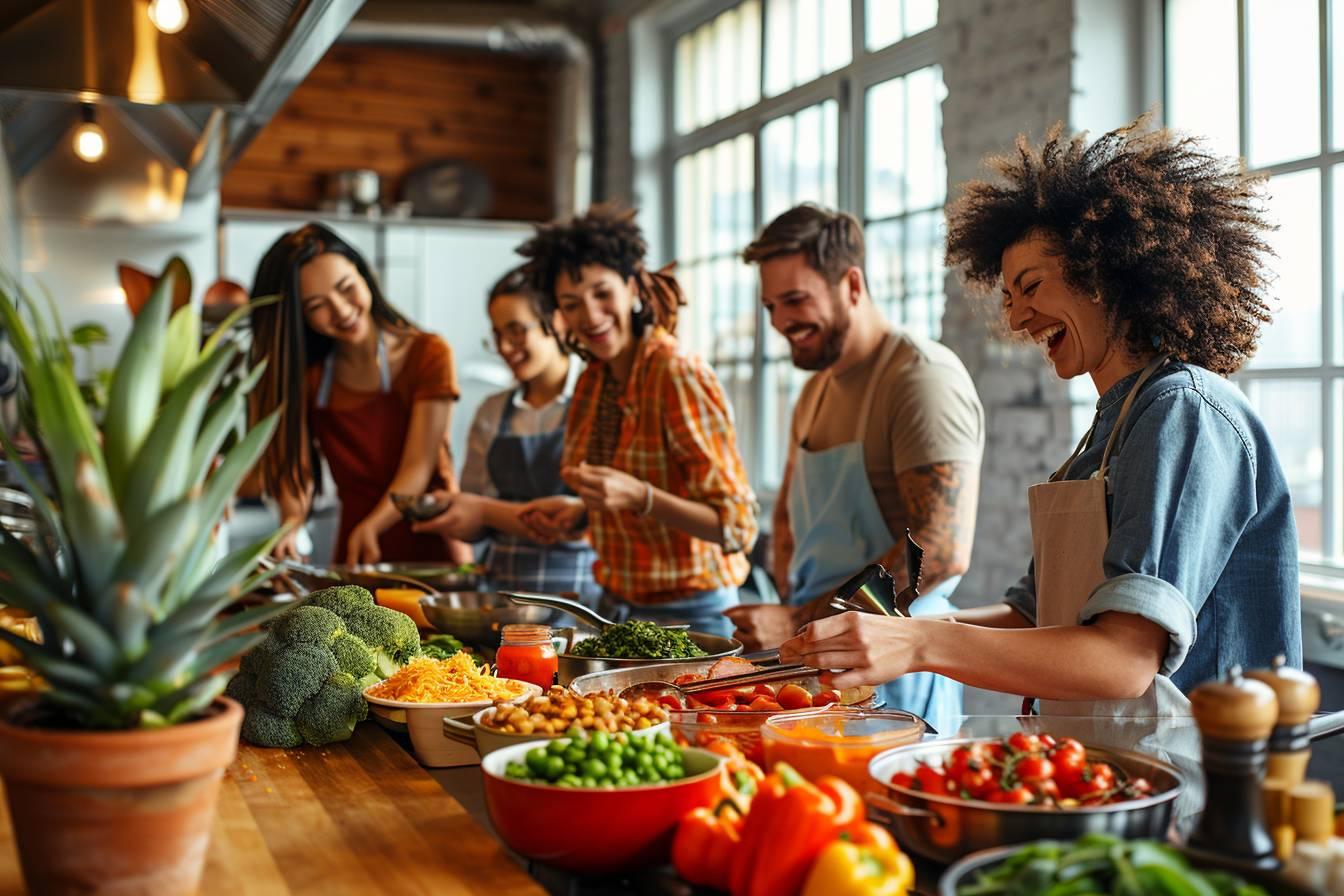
left=1005, top=362, right=1303, bottom=692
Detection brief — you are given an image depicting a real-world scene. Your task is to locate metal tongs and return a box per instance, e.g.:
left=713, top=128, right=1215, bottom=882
left=617, top=661, right=815, bottom=703
left=828, top=530, right=924, bottom=618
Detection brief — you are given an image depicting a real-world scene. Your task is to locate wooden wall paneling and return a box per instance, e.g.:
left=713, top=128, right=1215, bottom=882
left=222, top=44, right=556, bottom=222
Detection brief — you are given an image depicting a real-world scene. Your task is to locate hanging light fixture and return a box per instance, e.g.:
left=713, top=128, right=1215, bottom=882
left=147, top=0, right=189, bottom=34
left=72, top=104, right=106, bottom=163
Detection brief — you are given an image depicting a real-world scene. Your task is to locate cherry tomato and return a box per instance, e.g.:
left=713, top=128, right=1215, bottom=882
left=1007, top=732, right=1043, bottom=755
left=982, top=741, right=1007, bottom=763
left=1071, top=763, right=1116, bottom=803
left=947, top=745, right=987, bottom=779
left=1028, top=778, right=1061, bottom=804
left=890, top=771, right=917, bottom=790
left=812, top=690, right=841, bottom=706
left=990, top=785, right=1034, bottom=804
left=1049, top=737, right=1086, bottom=768
left=1014, top=755, right=1055, bottom=785
left=914, top=763, right=951, bottom=795
left=1038, top=734, right=1057, bottom=750
left=699, top=690, right=736, bottom=708
left=1086, top=761, right=1116, bottom=790
left=752, top=683, right=778, bottom=699
left=1123, top=777, right=1153, bottom=799
left=777, top=684, right=814, bottom=710
left=958, top=762, right=997, bottom=799
left=697, top=712, right=718, bottom=725
left=748, top=696, right=782, bottom=712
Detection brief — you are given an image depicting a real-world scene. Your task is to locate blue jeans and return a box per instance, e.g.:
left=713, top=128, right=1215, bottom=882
left=598, top=587, right=739, bottom=639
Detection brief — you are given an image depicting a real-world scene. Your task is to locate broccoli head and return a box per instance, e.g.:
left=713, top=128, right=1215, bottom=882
left=238, top=635, right=280, bottom=677
left=345, top=605, right=423, bottom=677
left=294, top=672, right=368, bottom=745
left=254, top=642, right=337, bottom=717
left=241, top=704, right=304, bottom=749
left=331, top=631, right=377, bottom=680
left=224, top=669, right=256, bottom=707
left=306, top=585, right=376, bottom=621
left=272, top=605, right=346, bottom=647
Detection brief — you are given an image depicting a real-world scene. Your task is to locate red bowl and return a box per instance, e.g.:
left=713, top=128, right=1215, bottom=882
left=480, top=740, right=725, bottom=874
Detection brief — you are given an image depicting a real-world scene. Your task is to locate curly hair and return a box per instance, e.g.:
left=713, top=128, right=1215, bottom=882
left=516, top=203, right=685, bottom=352
left=944, top=116, right=1275, bottom=375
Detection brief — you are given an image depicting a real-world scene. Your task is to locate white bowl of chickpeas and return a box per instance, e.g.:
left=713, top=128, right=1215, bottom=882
left=443, top=686, right=671, bottom=758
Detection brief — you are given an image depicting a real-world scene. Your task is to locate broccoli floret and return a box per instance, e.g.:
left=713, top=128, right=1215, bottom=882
left=238, top=636, right=280, bottom=677
left=306, top=585, right=376, bottom=621
left=345, top=605, right=422, bottom=677
left=272, top=605, right=345, bottom=647
left=241, top=704, right=304, bottom=748
left=331, top=631, right=376, bottom=679
left=254, top=643, right=336, bottom=717
left=224, top=670, right=256, bottom=706
left=294, top=672, right=368, bottom=745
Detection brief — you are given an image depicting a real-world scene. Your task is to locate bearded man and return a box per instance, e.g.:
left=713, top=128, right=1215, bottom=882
left=728, top=204, right=984, bottom=732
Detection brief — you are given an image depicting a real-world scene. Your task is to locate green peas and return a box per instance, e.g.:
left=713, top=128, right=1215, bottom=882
left=590, top=730, right=610, bottom=752
left=525, top=748, right=549, bottom=775
left=544, top=755, right=566, bottom=781
left=505, top=762, right=528, bottom=779
left=582, top=757, right=608, bottom=780
left=564, top=744, right=587, bottom=765
left=513, top=729, right=688, bottom=789
left=546, top=739, right=568, bottom=757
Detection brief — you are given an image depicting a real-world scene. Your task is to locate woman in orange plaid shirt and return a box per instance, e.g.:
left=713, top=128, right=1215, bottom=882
left=515, top=204, right=758, bottom=638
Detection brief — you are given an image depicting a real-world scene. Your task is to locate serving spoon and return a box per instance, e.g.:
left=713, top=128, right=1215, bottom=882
left=502, top=591, right=691, bottom=631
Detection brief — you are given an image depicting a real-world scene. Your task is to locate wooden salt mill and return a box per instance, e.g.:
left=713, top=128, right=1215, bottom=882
left=1246, top=655, right=1320, bottom=786
left=1187, top=665, right=1280, bottom=869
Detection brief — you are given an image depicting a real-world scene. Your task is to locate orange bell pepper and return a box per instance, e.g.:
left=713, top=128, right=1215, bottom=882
left=673, top=799, right=744, bottom=890
left=705, top=737, right=766, bottom=806
left=729, top=764, right=863, bottom=896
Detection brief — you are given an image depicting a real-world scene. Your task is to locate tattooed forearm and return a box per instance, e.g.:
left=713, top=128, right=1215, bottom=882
left=881, top=461, right=979, bottom=592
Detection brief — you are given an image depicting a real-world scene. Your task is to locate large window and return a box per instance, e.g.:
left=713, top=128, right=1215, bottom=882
left=1166, top=0, right=1344, bottom=576
left=668, top=0, right=943, bottom=491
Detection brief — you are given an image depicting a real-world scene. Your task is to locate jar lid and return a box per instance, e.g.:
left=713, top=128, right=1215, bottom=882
left=1190, top=665, right=1278, bottom=741
left=500, top=624, right=552, bottom=644
left=1245, top=655, right=1320, bottom=726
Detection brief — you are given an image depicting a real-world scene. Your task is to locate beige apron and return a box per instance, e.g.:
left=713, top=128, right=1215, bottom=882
left=1026, top=356, right=1191, bottom=719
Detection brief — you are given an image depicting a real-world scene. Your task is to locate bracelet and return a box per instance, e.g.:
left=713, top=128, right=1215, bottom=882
left=638, top=481, right=655, bottom=517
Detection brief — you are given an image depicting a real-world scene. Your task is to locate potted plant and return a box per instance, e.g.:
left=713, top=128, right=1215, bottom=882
left=0, top=263, right=285, bottom=895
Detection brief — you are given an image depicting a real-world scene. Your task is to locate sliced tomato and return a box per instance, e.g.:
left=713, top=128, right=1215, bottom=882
left=751, top=683, right=778, bottom=698
left=812, top=690, right=841, bottom=706
left=656, top=695, right=684, bottom=711
left=748, top=696, right=782, bottom=712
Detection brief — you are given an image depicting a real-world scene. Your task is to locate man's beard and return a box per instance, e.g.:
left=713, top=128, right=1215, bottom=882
left=791, top=310, right=850, bottom=371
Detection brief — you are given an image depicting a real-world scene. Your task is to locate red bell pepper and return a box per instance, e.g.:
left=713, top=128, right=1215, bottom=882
left=728, top=764, right=863, bottom=896
left=673, top=799, right=744, bottom=890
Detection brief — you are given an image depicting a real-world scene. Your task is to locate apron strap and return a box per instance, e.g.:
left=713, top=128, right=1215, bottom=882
left=1098, top=353, right=1171, bottom=481
left=1051, top=414, right=1099, bottom=482
left=797, top=331, right=900, bottom=449
left=316, top=330, right=390, bottom=409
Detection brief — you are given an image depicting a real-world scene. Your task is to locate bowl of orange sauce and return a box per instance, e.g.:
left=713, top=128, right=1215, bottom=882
left=762, top=709, right=926, bottom=793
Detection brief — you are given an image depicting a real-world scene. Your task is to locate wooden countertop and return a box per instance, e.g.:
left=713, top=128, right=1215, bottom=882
left=0, top=725, right=546, bottom=895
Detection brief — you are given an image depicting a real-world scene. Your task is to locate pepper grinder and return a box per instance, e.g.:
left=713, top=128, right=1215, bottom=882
left=1246, top=655, right=1320, bottom=787
left=1187, top=665, right=1280, bottom=869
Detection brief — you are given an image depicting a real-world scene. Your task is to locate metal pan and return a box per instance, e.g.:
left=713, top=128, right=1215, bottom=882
left=866, top=738, right=1184, bottom=865
left=557, top=632, right=743, bottom=686
left=281, top=559, right=483, bottom=593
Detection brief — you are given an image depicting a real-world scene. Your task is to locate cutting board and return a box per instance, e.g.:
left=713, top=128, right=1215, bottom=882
left=0, top=724, right=544, bottom=895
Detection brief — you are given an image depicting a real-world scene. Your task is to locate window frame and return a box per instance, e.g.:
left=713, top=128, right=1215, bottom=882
left=658, top=0, right=941, bottom=494
left=1164, top=0, right=1344, bottom=585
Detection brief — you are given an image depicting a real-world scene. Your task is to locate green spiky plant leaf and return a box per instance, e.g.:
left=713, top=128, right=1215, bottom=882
left=0, top=258, right=289, bottom=730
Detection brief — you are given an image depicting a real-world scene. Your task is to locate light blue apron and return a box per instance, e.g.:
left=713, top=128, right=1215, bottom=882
left=787, top=333, right=962, bottom=735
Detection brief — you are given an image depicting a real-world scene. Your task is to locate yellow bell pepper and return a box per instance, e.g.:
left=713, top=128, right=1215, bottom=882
left=800, top=837, right=915, bottom=896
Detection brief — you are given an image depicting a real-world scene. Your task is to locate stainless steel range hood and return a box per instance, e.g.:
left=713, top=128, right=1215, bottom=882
left=0, top=0, right=363, bottom=221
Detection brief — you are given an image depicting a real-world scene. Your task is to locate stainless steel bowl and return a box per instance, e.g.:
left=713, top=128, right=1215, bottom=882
left=324, top=563, right=483, bottom=592
left=558, top=634, right=743, bottom=686
left=419, top=591, right=559, bottom=646
left=866, top=738, right=1184, bottom=864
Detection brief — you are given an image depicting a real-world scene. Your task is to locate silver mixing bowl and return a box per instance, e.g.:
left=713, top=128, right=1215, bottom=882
left=419, top=591, right=560, bottom=646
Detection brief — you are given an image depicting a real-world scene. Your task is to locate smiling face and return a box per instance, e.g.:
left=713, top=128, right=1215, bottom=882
left=1000, top=232, right=1120, bottom=385
left=489, top=292, right=563, bottom=383
left=553, top=263, right=637, bottom=363
left=298, top=252, right=373, bottom=345
left=758, top=252, right=853, bottom=371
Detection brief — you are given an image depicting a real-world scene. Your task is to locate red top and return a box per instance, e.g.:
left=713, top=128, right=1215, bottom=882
left=306, top=331, right=459, bottom=563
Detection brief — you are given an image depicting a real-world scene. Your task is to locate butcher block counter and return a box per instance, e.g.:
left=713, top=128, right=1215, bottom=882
left=0, top=724, right=545, bottom=896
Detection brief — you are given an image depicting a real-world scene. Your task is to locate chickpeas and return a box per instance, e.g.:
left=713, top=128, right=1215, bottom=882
left=480, top=686, right=670, bottom=735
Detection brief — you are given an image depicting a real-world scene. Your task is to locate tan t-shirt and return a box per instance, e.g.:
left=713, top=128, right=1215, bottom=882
left=789, top=329, right=984, bottom=539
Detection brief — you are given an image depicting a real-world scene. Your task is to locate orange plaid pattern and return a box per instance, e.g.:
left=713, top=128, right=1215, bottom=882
left=564, top=328, right=758, bottom=603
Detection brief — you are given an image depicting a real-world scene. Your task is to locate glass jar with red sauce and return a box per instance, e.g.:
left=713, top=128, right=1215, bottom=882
left=494, top=624, right=558, bottom=690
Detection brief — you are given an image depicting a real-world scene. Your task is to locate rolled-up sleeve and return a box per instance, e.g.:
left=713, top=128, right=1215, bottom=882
left=1003, top=564, right=1038, bottom=624
left=661, top=355, right=759, bottom=554
left=1083, top=387, right=1257, bottom=677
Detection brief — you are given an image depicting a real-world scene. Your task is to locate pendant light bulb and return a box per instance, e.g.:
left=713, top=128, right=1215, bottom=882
left=148, top=0, right=189, bottom=34
left=73, top=105, right=106, bottom=163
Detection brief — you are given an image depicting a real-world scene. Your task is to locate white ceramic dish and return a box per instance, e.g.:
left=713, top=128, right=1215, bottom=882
left=362, top=681, right=542, bottom=767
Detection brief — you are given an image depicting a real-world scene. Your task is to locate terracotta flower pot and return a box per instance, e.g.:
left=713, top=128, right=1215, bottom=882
left=0, top=696, right=243, bottom=895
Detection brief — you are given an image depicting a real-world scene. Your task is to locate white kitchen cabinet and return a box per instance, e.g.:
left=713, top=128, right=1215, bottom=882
left=220, top=216, right=378, bottom=289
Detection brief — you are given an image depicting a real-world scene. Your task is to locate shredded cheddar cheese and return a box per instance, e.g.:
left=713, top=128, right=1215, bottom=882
left=366, top=653, right=527, bottom=704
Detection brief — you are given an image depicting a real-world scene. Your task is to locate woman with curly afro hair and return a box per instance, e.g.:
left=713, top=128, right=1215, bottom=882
left=781, top=118, right=1301, bottom=718
left=509, top=204, right=758, bottom=636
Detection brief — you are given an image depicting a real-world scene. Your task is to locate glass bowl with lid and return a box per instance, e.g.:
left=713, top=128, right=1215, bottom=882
left=762, top=709, right=926, bottom=792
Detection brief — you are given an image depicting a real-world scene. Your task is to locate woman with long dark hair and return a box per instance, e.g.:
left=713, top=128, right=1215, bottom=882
left=249, top=223, right=470, bottom=565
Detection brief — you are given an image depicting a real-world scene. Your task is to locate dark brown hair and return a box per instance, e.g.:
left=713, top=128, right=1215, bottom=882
left=248, top=223, right=413, bottom=499
left=515, top=203, right=685, bottom=357
left=488, top=265, right=565, bottom=351
left=742, top=203, right=867, bottom=285
left=944, top=116, right=1275, bottom=375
